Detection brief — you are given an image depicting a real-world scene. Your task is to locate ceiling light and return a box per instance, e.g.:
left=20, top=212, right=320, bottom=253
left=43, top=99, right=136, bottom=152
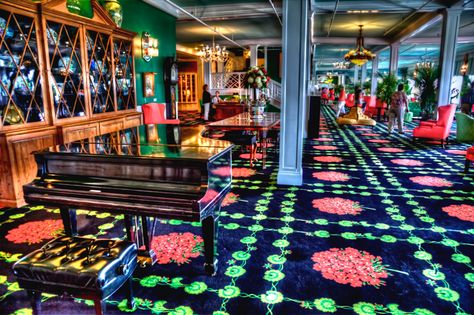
left=198, top=36, right=229, bottom=63
left=344, top=25, right=375, bottom=66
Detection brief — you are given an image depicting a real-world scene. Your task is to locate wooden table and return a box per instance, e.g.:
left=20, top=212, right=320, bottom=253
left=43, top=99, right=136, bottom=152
left=207, top=112, right=280, bottom=168
left=213, top=102, right=246, bottom=120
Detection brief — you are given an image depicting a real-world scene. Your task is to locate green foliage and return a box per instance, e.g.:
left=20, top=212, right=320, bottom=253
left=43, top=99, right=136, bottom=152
left=376, top=73, right=398, bottom=106
left=363, top=80, right=371, bottom=95
left=334, top=84, right=344, bottom=95
left=413, top=66, right=438, bottom=119
left=461, top=75, right=472, bottom=98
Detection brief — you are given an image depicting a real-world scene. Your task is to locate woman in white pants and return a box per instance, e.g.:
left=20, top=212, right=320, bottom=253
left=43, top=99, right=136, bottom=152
left=202, top=84, right=211, bottom=121
left=336, top=86, right=346, bottom=117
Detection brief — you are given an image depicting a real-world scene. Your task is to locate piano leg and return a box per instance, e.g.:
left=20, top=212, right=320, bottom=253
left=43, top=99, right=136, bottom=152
left=60, top=207, right=77, bottom=236
left=124, top=215, right=158, bottom=267
left=202, top=215, right=218, bottom=276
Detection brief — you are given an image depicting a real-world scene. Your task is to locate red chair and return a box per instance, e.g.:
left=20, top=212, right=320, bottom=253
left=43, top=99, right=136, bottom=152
left=413, top=104, right=456, bottom=148
left=465, top=146, right=474, bottom=173
left=142, top=103, right=180, bottom=125
left=363, top=96, right=377, bottom=116
left=345, top=94, right=355, bottom=108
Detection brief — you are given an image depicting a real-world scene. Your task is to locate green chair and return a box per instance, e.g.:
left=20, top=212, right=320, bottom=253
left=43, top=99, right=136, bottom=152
left=455, top=112, right=474, bottom=142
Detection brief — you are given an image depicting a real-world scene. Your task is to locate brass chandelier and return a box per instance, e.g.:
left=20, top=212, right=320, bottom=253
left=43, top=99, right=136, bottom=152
left=198, top=36, right=229, bottom=63
left=344, top=25, right=375, bottom=66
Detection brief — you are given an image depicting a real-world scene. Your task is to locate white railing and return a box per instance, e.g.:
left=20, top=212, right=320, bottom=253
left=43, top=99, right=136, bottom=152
left=210, top=72, right=281, bottom=106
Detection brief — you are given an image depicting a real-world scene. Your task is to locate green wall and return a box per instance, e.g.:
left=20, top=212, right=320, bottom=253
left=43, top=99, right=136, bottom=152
left=267, top=48, right=281, bottom=83
left=120, top=0, right=176, bottom=105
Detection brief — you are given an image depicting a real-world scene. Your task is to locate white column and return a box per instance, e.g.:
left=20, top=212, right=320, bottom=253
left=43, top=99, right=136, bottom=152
left=277, top=0, right=309, bottom=186
left=389, top=42, right=400, bottom=75
left=249, top=44, right=259, bottom=67
left=361, top=64, right=367, bottom=85
left=353, top=66, right=359, bottom=86
left=438, top=7, right=462, bottom=105
left=203, top=62, right=212, bottom=88
left=264, top=46, right=268, bottom=70
left=370, top=56, right=379, bottom=96
left=312, top=44, right=318, bottom=81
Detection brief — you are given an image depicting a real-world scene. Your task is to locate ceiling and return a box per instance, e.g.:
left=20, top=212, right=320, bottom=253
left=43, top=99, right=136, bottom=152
left=145, top=0, right=474, bottom=71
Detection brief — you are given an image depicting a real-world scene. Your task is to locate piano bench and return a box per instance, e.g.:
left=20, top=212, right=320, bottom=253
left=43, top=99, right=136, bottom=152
left=12, top=236, right=137, bottom=315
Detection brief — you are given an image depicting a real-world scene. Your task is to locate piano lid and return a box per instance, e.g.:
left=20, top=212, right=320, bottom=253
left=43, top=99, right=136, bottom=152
left=48, top=125, right=233, bottom=161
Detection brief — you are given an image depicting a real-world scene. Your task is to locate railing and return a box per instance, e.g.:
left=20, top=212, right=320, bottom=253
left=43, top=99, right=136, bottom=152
left=210, top=72, right=281, bottom=107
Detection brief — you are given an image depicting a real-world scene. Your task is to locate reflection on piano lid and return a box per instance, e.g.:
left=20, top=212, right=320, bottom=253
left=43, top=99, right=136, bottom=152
left=23, top=124, right=233, bottom=275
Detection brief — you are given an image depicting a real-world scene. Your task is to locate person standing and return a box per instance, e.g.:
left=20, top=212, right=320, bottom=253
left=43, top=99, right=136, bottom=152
left=336, top=86, right=346, bottom=117
left=202, top=84, right=211, bottom=121
left=388, top=84, right=409, bottom=134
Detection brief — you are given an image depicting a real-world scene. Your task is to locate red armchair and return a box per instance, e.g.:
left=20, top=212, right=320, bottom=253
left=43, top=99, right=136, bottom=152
left=362, top=96, right=377, bottom=116
left=142, top=103, right=180, bottom=125
left=345, top=94, right=355, bottom=108
left=465, top=146, right=474, bottom=173
left=413, top=104, right=456, bottom=147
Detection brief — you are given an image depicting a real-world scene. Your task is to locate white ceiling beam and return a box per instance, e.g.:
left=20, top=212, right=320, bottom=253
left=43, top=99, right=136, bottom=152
left=403, top=35, right=474, bottom=43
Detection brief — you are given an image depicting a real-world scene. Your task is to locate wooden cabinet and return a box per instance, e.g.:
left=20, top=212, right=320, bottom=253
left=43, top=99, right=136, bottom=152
left=0, top=0, right=141, bottom=207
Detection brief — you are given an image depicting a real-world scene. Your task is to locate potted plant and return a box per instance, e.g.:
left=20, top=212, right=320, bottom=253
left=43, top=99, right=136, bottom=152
left=413, top=66, right=438, bottom=120
left=376, top=72, right=398, bottom=108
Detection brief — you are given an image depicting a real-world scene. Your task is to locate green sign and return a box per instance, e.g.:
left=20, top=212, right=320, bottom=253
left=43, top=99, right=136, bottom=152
left=66, top=0, right=94, bottom=19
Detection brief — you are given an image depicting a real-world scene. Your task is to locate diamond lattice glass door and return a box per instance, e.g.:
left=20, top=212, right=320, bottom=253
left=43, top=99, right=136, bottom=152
left=86, top=29, right=114, bottom=114
left=46, top=20, right=86, bottom=120
left=114, top=38, right=135, bottom=111
left=0, top=9, right=45, bottom=127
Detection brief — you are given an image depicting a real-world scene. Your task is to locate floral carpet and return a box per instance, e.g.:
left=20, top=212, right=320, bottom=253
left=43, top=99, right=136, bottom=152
left=0, top=105, right=473, bottom=315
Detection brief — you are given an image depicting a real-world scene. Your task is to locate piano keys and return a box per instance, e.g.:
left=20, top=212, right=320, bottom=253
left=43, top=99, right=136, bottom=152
left=23, top=124, right=233, bottom=275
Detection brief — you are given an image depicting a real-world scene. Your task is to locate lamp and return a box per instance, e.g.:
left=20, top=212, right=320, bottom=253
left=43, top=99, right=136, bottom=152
left=198, top=35, right=229, bottom=63
left=142, top=32, right=158, bottom=62
left=243, top=49, right=251, bottom=59
left=460, top=53, right=469, bottom=76
left=344, top=25, right=375, bottom=66
left=333, top=61, right=349, bottom=69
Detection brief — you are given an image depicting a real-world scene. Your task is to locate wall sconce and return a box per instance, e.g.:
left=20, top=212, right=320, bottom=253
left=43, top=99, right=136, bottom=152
left=142, top=32, right=159, bottom=62
left=460, top=53, right=469, bottom=76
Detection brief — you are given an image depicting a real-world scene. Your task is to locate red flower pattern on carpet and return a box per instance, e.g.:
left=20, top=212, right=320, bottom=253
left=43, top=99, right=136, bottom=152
left=222, top=192, right=239, bottom=207
left=378, top=147, right=405, bottom=153
left=312, top=197, right=362, bottom=215
left=361, top=133, right=380, bottom=137
left=312, top=171, right=349, bottom=182
left=442, top=204, right=474, bottom=222
left=368, top=139, right=390, bottom=143
left=151, top=232, right=203, bottom=265
left=232, top=167, right=257, bottom=178
left=6, top=220, right=63, bottom=244
left=312, top=247, right=388, bottom=287
left=445, top=149, right=466, bottom=155
left=313, top=156, right=343, bottom=163
left=313, top=145, right=338, bottom=150
left=409, top=176, right=453, bottom=187
left=390, top=159, right=425, bottom=166
left=320, top=131, right=330, bottom=135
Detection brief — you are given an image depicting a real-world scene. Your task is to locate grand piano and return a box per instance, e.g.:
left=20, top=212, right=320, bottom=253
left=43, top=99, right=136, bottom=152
left=23, top=124, right=233, bottom=275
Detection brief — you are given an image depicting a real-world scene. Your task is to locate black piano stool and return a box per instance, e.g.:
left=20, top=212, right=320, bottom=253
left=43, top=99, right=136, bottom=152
left=12, top=236, right=137, bottom=315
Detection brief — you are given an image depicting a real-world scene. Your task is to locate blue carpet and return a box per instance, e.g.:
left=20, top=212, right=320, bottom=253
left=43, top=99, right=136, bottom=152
left=0, top=105, right=473, bottom=314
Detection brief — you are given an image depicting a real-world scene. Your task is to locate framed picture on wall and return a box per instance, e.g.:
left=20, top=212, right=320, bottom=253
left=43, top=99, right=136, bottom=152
left=143, top=72, right=155, bottom=97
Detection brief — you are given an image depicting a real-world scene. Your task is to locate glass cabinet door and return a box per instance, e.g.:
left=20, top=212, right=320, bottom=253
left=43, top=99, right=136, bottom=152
left=45, top=20, right=86, bottom=120
left=0, top=9, right=45, bottom=126
left=86, top=29, right=114, bottom=114
left=113, top=38, right=135, bottom=111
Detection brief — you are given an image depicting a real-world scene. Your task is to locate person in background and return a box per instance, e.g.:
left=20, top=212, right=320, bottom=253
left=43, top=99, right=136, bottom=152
left=212, top=90, right=223, bottom=105
left=461, top=81, right=474, bottom=116
left=202, top=84, right=211, bottom=121
left=388, top=83, right=409, bottom=134
left=354, top=86, right=365, bottom=110
left=336, top=86, right=346, bottom=117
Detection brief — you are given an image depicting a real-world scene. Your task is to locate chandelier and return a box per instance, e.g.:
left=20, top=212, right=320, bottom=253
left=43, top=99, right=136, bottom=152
left=344, top=25, right=375, bottom=66
left=460, top=53, right=469, bottom=76
left=414, top=49, right=433, bottom=78
left=198, top=36, right=229, bottom=63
